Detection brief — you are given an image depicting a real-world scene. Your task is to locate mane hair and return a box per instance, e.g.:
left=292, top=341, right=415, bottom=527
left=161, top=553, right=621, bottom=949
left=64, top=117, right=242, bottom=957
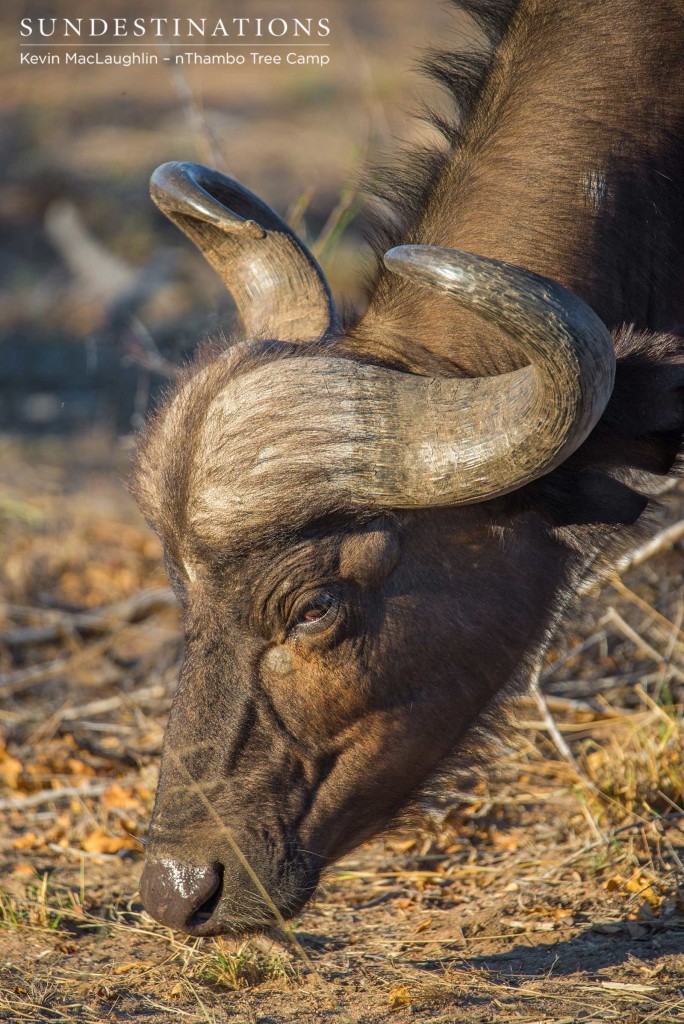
left=360, top=0, right=522, bottom=261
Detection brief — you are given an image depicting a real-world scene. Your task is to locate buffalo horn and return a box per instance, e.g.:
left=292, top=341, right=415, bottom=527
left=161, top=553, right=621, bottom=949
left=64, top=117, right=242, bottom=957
left=150, top=162, right=338, bottom=342
left=349, top=245, right=616, bottom=506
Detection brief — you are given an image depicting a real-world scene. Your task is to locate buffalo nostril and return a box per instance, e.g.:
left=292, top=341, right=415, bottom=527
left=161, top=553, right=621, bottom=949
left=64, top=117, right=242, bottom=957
left=188, top=865, right=224, bottom=926
left=140, top=857, right=221, bottom=933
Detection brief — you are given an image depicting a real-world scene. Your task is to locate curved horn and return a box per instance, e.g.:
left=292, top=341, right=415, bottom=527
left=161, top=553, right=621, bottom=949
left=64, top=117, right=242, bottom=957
left=150, top=161, right=338, bottom=342
left=341, top=246, right=615, bottom=507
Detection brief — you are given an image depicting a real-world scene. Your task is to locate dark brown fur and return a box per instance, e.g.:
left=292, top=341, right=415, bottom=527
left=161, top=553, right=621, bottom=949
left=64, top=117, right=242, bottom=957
left=133, top=0, right=684, bottom=936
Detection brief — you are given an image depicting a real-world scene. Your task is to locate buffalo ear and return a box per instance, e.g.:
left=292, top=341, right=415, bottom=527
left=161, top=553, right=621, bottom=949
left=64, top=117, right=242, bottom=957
left=339, top=518, right=400, bottom=589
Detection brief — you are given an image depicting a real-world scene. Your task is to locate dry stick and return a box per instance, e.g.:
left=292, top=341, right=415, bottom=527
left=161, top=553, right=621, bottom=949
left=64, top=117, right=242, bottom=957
left=633, top=683, right=678, bottom=729
left=12, top=684, right=171, bottom=728
left=0, top=623, right=70, bottom=647
left=643, top=997, right=684, bottom=1024
left=609, top=575, right=684, bottom=656
left=124, top=317, right=182, bottom=379
left=23, top=699, right=74, bottom=750
left=655, top=789, right=684, bottom=820
left=547, top=767, right=684, bottom=881
left=548, top=671, right=663, bottom=696
left=0, top=781, right=116, bottom=811
left=64, top=721, right=141, bottom=736
left=541, top=630, right=606, bottom=680
left=0, top=593, right=179, bottom=699
left=528, top=666, right=604, bottom=845
left=576, top=502, right=683, bottom=602
left=544, top=513, right=684, bottom=680
left=61, top=684, right=169, bottom=722
left=613, top=515, right=684, bottom=576
left=603, top=608, right=684, bottom=684
left=611, top=575, right=684, bottom=637
left=0, top=587, right=177, bottom=648
left=46, top=842, right=122, bottom=862
left=516, top=716, right=642, bottom=735
left=517, top=693, right=621, bottom=715
left=0, top=633, right=120, bottom=698
left=530, top=677, right=583, bottom=774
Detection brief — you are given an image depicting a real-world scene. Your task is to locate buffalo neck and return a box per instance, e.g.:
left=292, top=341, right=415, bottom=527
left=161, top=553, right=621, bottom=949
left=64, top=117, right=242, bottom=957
left=355, top=0, right=684, bottom=375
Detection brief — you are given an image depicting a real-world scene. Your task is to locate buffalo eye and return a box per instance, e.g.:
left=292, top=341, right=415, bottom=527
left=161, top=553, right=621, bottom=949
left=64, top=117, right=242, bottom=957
left=292, top=591, right=339, bottom=632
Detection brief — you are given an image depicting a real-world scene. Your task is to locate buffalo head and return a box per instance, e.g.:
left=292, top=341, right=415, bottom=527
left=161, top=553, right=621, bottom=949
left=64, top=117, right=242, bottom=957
left=133, top=162, right=614, bottom=935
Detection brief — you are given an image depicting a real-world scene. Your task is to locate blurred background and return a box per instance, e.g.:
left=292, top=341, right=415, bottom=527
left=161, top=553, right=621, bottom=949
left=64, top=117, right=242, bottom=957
left=1, top=0, right=460, bottom=437
left=0, top=0, right=466, bottom=611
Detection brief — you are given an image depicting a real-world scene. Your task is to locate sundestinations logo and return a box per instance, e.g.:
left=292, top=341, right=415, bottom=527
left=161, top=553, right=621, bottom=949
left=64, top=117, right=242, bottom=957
left=18, top=15, right=332, bottom=69
left=19, top=16, right=331, bottom=39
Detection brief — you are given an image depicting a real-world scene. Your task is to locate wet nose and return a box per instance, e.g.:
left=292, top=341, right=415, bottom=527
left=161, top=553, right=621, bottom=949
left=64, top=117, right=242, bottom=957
left=139, top=857, right=221, bottom=933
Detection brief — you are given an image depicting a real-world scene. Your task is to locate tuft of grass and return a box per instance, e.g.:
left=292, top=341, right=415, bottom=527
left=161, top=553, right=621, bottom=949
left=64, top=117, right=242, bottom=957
left=0, top=874, right=84, bottom=933
left=579, top=706, right=684, bottom=822
left=196, top=940, right=299, bottom=991
left=0, top=888, right=21, bottom=929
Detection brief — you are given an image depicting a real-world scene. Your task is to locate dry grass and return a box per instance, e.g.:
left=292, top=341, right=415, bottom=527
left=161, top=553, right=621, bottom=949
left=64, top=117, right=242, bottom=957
left=0, top=442, right=682, bottom=1022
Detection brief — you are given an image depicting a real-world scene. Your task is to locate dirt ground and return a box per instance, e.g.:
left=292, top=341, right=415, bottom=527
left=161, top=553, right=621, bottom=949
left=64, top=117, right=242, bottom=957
left=0, top=436, right=683, bottom=1023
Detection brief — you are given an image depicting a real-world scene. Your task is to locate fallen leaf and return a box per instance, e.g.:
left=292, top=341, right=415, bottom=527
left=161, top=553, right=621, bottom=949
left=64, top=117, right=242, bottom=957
left=501, top=918, right=528, bottom=933
left=605, top=874, right=624, bottom=892
left=13, top=832, right=40, bottom=851
left=114, top=960, right=156, bottom=975
left=490, top=831, right=521, bottom=852
left=82, top=829, right=137, bottom=855
left=12, top=863, right=35, bottom=878
left=103, top=783, right=142, bottom=811
left=387, top=838, right=418, bottom=854
left=624, top=871, right=663, bottom=911
left=389, top=985, right=412, bottom=1010
left=523, top=905, right=574, bottom=920
left=99, top=736, right=122, bottom=750
left=66, top=758, right=95, bottom=777
left=0, top=764, right=22, bottom=790
left=0, top=742, right=23, bottom=790
left=592, top=921, right=623, bottom=934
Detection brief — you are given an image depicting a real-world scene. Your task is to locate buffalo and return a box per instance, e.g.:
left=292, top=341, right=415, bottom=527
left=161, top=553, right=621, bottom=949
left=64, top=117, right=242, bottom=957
left=133, top=0, right=684, bottom=935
